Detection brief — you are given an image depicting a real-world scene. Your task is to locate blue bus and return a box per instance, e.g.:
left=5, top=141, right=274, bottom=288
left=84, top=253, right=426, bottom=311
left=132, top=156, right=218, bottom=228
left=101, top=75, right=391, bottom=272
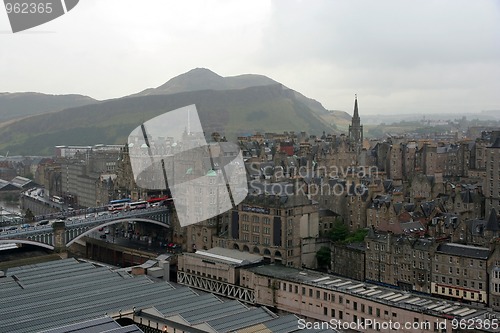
left=108, top=198, right=131, bottom=211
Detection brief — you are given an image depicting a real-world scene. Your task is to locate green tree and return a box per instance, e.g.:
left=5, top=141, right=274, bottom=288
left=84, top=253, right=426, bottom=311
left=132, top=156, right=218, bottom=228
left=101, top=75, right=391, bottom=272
left=344, top=228, right=368, bottom=243
left=24, top=208, right=34, bottom=222
left=316, top=246, right=331, bottom=270
left=329, top=218, right=349, bottom=242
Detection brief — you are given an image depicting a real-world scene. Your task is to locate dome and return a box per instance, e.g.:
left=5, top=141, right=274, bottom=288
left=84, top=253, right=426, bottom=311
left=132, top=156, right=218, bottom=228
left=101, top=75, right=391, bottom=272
left=206, top=169, right=217, bottom=177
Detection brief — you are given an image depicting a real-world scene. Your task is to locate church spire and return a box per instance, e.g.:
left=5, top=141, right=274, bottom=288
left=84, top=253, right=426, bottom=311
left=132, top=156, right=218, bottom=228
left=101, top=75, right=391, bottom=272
left=348, top=93, right=363, bottom=159
left=353, top=94, right=359, bottom=119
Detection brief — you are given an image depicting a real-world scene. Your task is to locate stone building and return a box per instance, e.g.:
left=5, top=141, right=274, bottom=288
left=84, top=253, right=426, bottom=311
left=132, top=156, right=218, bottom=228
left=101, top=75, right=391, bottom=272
left=488, top=240, right=500, bottom=311
left=485, top=137, right=500, bottom=213
left=214, top=190, right=319, bottom=268
left=432, top=243, right=489, bottom=305
left=331, top=242, right=366, bottom=281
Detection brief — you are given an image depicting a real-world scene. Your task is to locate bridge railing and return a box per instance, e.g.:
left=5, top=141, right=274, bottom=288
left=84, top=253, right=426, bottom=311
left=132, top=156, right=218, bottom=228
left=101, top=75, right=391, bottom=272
left=0, top=206, right=169, bottom=239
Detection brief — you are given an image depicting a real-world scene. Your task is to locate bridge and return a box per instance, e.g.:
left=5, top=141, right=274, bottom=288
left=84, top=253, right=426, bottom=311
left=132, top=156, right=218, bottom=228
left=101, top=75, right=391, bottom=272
left=0, top=207, right=170, bottom=252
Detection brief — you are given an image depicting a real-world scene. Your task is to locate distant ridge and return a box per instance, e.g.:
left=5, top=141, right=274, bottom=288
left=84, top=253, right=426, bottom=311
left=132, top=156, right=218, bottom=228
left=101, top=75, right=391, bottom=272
left=0, top=92, right=97, bottom=123
left=132, top=68, right=278, bottom=96
left=0, top=68, right=351, bottom=156
left=132, top=68, right=329, bottom=116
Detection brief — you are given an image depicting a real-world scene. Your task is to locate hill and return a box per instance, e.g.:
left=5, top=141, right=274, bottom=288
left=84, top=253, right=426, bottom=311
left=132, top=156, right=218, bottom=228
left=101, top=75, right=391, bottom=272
left=132, top=68, right=332, bottom=116
left=0, top=84, right=335, bottom=155
left=0, top=92, right=97, bottom=123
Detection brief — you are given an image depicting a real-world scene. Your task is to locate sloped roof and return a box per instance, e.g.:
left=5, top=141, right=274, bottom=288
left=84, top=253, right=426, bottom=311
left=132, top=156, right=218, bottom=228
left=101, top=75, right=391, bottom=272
left=436, top=243, right=490, bottom=260
left=40, top=316, right=143, bottom=333
left=486, top=208, right=499, bottom=232
left=488, top=137, right=500, bottom=148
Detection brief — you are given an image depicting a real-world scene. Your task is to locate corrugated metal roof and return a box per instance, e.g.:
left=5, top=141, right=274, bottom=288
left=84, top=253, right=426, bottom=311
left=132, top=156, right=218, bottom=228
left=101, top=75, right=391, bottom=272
left=0, top=259, right=176, bottom=333
left=206, top=307, right=275, bottom=332
left=178, top=299, right=247, bottom=324
left=263, top=314, right=301, bottom=333
left=1, top=259, right=300, bottom=333
left=40, top=317, right=124, bottom=333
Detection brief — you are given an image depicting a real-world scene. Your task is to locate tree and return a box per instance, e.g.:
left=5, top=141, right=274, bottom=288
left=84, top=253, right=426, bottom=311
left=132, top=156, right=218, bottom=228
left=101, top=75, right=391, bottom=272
left=316, top=246, right=331, bottom=270
left=24, top=208, right=35, bottom=222
left=329, top=218, right=349, bottom=242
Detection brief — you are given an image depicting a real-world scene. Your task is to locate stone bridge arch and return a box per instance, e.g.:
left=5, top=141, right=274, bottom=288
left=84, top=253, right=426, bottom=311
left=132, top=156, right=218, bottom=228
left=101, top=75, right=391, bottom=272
left=66, top=218, right=170, bottom=247
left=0, top=238, right=54, bottom=251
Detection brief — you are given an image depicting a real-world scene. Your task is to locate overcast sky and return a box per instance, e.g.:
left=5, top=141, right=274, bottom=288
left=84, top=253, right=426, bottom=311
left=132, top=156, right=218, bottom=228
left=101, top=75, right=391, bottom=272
left=1, top=0, right=499, bottom=115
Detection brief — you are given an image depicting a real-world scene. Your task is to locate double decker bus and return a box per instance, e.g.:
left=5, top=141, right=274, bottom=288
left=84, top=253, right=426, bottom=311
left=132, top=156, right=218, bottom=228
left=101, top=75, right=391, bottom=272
left=125, top=200, right=148, bottom=210
left=146, top=195, right=173, bottom=206
left=108, top=198, right=131, bottom=211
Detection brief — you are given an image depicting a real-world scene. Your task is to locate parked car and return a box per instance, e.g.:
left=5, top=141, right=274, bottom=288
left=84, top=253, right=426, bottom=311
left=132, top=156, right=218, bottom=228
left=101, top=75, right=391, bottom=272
left=37, top=220, right=50, bottom=226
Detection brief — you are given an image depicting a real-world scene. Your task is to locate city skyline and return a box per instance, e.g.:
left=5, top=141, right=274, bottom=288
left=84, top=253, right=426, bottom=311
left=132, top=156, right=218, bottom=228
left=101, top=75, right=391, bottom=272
left=0, top=0, right=499, bottom=115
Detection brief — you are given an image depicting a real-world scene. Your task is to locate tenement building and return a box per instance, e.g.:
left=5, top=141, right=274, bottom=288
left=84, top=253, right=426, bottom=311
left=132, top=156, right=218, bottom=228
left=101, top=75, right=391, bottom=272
left=485, top=137, right=500, bottom=213
left=432, top=243, right=490, bottom=305
left=214, top=186, right=319, bottom=268
left=239, top=264, right=498, bottom=333
left=177, top=251, right=500, bottom=333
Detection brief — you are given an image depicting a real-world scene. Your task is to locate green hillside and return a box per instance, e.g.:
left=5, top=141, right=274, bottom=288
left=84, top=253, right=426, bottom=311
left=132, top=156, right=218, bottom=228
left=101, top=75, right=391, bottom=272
left=0, top=84, right=334, bottom=155
left=0, top=92, right=96, bottom=123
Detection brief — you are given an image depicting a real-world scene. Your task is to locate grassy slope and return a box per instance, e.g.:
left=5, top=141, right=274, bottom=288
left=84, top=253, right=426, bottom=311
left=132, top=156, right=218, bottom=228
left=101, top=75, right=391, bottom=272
left=0, top=85, right=334, bottom=155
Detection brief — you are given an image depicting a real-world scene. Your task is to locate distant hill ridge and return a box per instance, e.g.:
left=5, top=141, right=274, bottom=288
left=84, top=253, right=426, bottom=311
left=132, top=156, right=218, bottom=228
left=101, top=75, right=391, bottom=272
left=0, top=92, right=97, bottom=123
left=133, top=68, right=329, bottom=115
left=0, top=68, right=351, bottom=155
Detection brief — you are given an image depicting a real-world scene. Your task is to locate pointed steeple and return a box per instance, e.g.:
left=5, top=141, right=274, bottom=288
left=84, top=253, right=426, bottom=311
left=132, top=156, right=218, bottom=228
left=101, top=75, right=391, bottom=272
left=348, top=93, right=363, bottom=158
left=353, top=94, right=359, bottom=119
